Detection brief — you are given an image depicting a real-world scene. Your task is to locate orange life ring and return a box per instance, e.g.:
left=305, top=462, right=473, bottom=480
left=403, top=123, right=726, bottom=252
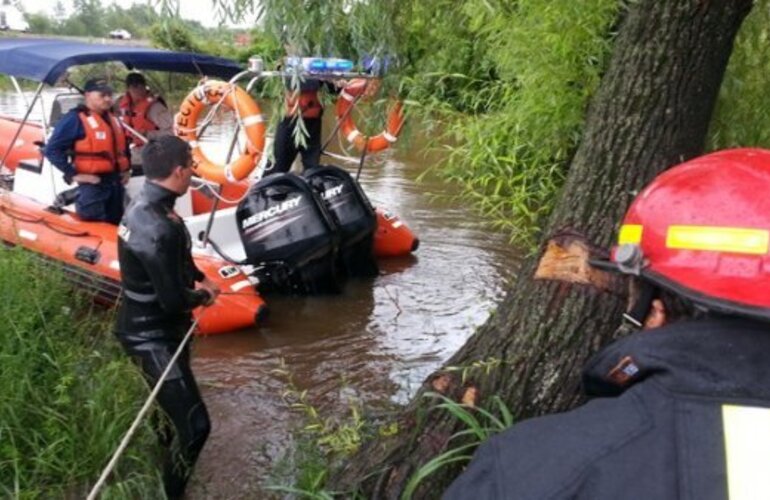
left=335, top=78, right=405, bottom=153
left=175, top=80, right=266, bottom=184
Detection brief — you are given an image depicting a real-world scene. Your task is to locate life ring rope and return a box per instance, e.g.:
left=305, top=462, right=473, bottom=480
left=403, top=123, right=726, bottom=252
left=335, top=79, right=405, bottom=154
left=175, top=80, right=266, bottom=185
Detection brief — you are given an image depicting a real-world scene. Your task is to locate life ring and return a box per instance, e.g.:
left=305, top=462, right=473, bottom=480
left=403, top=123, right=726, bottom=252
left=335, top=78, right=405, bottom=153
left=175, top=80, right=266, bottom=184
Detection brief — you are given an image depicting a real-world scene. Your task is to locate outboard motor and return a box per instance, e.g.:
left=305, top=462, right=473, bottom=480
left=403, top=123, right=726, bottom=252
left=303, top=165, right=378, bottom=277
left=236, top=173, right=342, bottom=293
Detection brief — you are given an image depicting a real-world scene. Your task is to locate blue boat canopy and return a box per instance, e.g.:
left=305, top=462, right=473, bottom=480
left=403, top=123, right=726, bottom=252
left=0, top=38, right=243, bottom=85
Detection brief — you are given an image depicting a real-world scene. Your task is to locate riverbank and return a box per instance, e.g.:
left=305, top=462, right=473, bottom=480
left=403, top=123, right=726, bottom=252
left=0, top=246, right=160, bottom=498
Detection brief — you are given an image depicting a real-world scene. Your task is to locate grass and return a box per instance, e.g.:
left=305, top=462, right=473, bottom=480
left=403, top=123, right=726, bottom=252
left=0, top=246, right=162, bottom=498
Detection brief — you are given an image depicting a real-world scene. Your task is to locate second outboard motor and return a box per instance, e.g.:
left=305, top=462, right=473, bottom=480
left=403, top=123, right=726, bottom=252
left=303, top=165, right=378, bottom=277
left=236, top=173, right=342, bottom=293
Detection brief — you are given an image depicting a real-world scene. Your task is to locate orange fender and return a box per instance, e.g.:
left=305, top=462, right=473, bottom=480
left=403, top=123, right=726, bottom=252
left=373, top=207, right=419, bottom=257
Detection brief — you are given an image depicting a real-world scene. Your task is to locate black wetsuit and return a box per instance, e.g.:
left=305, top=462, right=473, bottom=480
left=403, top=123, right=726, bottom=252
left=115, top=181, right=211, bottom=499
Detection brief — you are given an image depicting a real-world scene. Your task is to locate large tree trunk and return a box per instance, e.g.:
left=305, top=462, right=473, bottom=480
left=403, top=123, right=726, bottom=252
left=330, top=0, right=753, bottom=498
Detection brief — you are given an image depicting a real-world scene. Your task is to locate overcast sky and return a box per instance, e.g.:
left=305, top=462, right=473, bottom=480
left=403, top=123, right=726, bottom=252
left=26, top=0, right=256, bottom=28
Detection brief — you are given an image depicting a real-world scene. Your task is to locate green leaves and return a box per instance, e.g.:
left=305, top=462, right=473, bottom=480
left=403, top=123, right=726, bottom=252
left=708, top=0, right=770, bottom=151
left=401, top=392, right=515, bottom=499
left=0, top=247, right=160, bottom=497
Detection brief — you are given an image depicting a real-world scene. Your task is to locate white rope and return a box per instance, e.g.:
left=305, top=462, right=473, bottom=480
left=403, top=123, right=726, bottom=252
left=191, top=181, right=252, bottom=204
left=321, top=150, right=363, bottom=165
left=86, top=316, right=201, bottom=500
left=174, top=83, right=237, bottom=136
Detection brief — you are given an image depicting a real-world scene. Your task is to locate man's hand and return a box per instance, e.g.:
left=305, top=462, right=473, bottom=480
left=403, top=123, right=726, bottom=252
left=198, top=276, right=221, bottom=306
left=72, top=173, right=100, bottom=184
left=121, top=170, right=131, bottom=185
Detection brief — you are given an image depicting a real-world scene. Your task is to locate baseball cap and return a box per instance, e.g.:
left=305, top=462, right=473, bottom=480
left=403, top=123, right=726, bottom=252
left=83, top=78, right=113, bottom=94
left=125, top=72, right=147, bottom=87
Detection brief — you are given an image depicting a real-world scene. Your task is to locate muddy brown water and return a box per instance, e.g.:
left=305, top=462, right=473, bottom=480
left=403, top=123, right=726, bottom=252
left=0, top=91, right=519, bottom=498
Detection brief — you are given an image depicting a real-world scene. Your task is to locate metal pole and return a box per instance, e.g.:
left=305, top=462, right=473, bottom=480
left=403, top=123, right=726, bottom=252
left=0, top=81, right=44, bottom=170
left=10, top=76, right=29, bottom=108
left=200, top=77, right=262, bottom=248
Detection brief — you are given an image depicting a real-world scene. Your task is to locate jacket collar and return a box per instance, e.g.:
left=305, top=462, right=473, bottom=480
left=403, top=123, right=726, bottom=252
left=142, top=181, right=178, bottom=209
left=582, top=315, right=770, bottom=400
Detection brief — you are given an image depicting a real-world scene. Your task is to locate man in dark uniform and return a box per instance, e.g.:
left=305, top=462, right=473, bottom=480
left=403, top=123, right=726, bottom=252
left=444, top=149, right=770, bottom=500
left=270, top=76, right=338, bottom=174
left=44, top=77, right=130, bottom=224
left=115, top=135, right=220, bottom=499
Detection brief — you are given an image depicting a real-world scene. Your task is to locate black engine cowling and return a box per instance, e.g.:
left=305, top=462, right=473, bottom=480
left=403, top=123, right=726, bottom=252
left=303, top=165, right=378, bottom=277
left=236, top=173, right=342, bottom=293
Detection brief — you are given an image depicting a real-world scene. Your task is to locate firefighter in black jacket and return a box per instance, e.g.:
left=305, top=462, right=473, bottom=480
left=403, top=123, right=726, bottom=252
left=115, top=135, right=220, bottom=499
left=445, top=148, right=770, bottom=500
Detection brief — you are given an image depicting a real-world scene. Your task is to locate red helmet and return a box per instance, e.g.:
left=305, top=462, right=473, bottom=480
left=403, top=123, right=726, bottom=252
left=605, top=148, right=770, bottom=321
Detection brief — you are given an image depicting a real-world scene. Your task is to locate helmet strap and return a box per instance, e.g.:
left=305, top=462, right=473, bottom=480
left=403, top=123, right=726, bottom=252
left=621, top=281, right=657, bottom=330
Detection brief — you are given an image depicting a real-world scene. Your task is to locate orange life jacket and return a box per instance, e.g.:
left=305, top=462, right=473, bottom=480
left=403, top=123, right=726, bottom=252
left=285, top=89, right=322, bottom=119
left=73, top=111, right=130, bottom=174
left=118, top=94, right=159, bottom=144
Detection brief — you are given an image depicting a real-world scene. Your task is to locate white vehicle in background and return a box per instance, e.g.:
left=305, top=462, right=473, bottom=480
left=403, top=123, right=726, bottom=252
left=109, top=29, right=132, bottom=40
left=0, top=0, right=29, bottom=32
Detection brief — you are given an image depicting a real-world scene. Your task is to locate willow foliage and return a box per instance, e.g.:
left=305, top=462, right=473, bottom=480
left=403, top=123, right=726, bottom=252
left=708, top=0, right=770, bottom=150
left=188, top=0, right=767, bottom=247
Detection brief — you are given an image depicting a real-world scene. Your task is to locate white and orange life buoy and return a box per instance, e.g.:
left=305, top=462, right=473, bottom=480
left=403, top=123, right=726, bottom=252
left=335, top=78, right=405, bottom=153
left=175, top=80, right=266, bottom=184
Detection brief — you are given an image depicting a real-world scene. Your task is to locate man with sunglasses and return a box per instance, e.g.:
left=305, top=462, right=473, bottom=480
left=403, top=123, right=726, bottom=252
left=44, top=77, right=130, bottom=224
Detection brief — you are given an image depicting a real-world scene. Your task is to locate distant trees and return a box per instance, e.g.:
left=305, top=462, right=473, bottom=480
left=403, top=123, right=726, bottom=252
left=20, top=0, right=207, bottom=42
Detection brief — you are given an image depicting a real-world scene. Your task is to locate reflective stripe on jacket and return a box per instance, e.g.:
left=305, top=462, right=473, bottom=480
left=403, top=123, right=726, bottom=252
left=73, top=111, right=129, bottom=174
left=444, top=316, right=770, bottom=500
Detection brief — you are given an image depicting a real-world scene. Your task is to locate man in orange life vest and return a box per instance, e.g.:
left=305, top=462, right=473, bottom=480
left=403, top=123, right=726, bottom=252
left=117, top=72, right=173, bottom=166
left=270, top=76, right=338, bottom=174
left=44, top=77, right=130, bottom=224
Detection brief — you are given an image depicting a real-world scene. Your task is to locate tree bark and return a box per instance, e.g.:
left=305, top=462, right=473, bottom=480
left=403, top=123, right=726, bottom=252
left=330, top=0, right=753, bottom=498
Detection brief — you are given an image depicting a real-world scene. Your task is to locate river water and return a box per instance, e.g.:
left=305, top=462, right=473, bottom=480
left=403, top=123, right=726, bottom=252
left=0, top=89, right=519, bottom=498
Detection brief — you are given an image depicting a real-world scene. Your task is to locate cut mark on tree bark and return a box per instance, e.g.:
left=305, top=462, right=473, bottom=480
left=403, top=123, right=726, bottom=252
left=430, top=373, right=453, bottom=394
left=461, top=386, right=479, bottom=407
left=535, top=235, right=618, bottom=293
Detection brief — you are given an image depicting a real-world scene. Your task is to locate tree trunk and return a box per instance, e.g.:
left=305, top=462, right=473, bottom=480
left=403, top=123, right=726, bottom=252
left=330, top=0, right=753, bottom=498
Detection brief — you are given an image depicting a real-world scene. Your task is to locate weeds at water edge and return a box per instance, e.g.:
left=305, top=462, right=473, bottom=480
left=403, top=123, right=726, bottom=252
left=266, top=360, right=396, bottom=499
left=401, top=392, right=514, bottom=500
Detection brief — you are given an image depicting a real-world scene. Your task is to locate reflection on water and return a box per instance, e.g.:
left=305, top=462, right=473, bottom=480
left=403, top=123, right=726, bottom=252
left=191, top=126, right=520, bottom=497
left=0, top=93, right=520, bottom=498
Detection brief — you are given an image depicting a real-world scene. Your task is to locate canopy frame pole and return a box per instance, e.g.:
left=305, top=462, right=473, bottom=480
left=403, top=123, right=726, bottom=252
left=10, top=76, right=29, bottom=108
left=200, top=74, right=262, bottom=248
left=0, top=81, right=44, bottom=171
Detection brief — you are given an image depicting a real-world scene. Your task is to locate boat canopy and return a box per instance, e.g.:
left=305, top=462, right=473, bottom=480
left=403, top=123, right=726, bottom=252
left=0, top=38, right=243, bottom=85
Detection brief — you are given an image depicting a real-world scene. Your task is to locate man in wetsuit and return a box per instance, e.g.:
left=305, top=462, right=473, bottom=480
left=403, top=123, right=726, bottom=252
left=115, top=135, right=220, bottom=499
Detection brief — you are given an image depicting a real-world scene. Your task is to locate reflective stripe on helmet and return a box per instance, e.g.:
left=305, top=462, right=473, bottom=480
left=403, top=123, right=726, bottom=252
left=618, top=224, right=643, bottom=245
left=666, top=226, right=769, bottom=255
left=723, top=404, right=770, bottom=500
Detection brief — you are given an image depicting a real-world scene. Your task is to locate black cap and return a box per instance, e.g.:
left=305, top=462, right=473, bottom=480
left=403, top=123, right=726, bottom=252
left=125, top=72, right=147, bottom=87
left=83, top=78, right=113, bottom=94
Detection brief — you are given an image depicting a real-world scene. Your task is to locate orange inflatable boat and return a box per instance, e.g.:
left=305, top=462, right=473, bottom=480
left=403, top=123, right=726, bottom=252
left=0, top=185, right=267, bottom=335
left=0, top=40, right=418, bottom=335
left=0, top=115, right=43, bottom=171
